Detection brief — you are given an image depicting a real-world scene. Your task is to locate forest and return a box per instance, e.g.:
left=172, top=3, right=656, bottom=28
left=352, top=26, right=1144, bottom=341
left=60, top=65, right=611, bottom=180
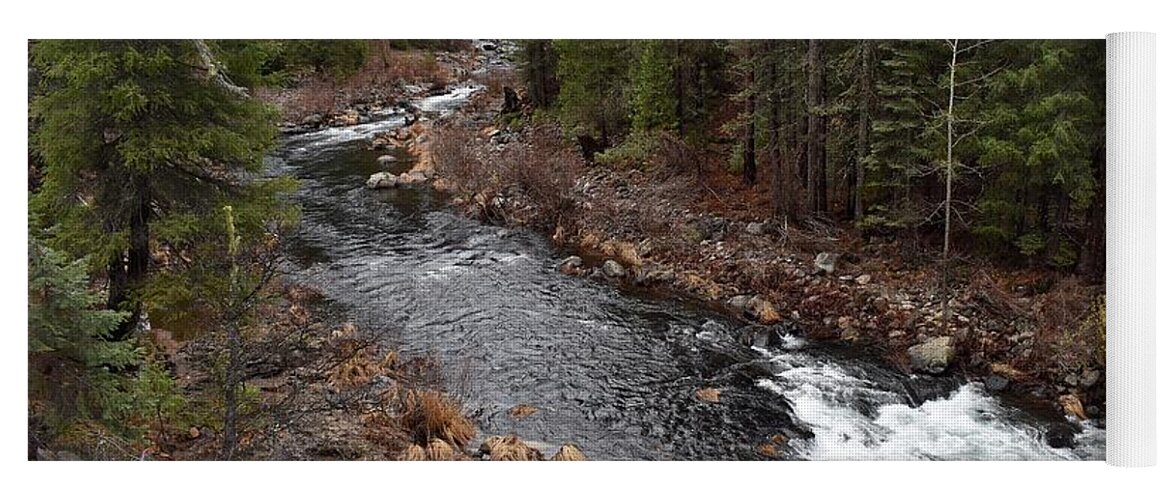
left=28, top=39, right=1106, bottom=461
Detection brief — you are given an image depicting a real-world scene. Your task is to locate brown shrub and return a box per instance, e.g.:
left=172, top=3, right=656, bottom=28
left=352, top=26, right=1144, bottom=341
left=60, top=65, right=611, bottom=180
left=399, top=389, right=476, bottom=448
left=433, top=125, right=489, bottom=197
left=329, top=346, right=396, bottom=390
left=1031, top=278, right=1104, bottom=374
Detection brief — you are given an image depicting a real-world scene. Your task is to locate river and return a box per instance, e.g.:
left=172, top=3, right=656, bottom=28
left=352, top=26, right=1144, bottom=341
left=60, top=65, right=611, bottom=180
left=268, top=86, right=1105, bottom=461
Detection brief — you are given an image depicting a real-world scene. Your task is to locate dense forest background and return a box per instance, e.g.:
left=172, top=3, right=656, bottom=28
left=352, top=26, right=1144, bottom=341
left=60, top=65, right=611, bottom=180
left=518, top=40, right=1106, bottom=279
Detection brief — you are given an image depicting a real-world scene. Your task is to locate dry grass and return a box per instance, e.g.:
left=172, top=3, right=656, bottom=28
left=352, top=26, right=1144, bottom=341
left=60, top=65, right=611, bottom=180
left=424, top=438, right=459, bottom=460
left=551, top=444, right=587, bottom=461
left=480, top=435, right=543, bottom=461
left=399, top=444, right=427, bottom=461
left=399, top=389, right=476, bottom=448
left=1031, top=278, right=1105, bottom=374
left=695, top=387, right=721, bottom=403
left=508, top=404, right=539, bottom=420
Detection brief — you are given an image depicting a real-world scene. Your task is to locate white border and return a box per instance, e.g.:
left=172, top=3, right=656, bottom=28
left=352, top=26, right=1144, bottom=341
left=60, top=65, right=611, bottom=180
left=1107, top=32, right=1157, bottom=467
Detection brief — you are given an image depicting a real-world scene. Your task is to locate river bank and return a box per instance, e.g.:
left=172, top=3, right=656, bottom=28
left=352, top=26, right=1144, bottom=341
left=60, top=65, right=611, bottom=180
left=258, top=42, right=1103, bottom=459
left=371, top=49, right=1106, bottom=426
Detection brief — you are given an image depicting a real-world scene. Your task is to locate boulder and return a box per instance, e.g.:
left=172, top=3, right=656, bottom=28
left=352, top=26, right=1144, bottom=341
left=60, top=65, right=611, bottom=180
left=728, top=295, right=753, bottom=311
left=907, top=336, right=955, bottom=374
left=377, top=154, right=397, bottom=165
left=300, top=113, right=324, bottom=127
left=602, top=260, right=626, bottom=279
left=365, top=171, right=398, bottom=189
left=398, top=171, right=428, bottom=185
left=984, top=375, right=1010, bottom=392
left=814, top=252, right=840, bottom=275
left=645, top=269, right=676, bottom=283
left=558, top=256, right=583, bottom=275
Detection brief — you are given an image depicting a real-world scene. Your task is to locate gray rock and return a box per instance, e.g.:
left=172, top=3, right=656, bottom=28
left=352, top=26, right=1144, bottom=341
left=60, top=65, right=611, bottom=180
left=984, top=375, right=1010, bottom=392
left=377, top=154, right=397, bottom=165
left=365, top=171, right=398, bottom=189
left=398, top=171, right=428, bottom=185
left=646, top=269, right=676, bottom=283
left=745, top=222, right=765, bottom=236
left=300, top=113, right=323, bottom=126
left=602, top=260, right=626, bottom=279
left=855, top=274, right=872, bottom=285
left=558, top=256, right=583, bottom=274
left=1080, top=369, right=1101, bottom=388
left=728, top=294, right=753, bottom=311
left=814, top=252, right=840, bottom=275
left=907, top=336, right=955, bottom=375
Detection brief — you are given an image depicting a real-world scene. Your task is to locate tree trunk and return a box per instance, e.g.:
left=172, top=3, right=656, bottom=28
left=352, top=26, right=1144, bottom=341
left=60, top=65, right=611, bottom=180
left=1079, top=139, right=1107, bottom=282
left=221, top=206, right=242, bottom=460
left=854, top=40, right=875, bottom=220
left=674, top=40, right=686, bottom=136
left=742, top=46, right=757, bottom=186
left=806, top=40, right=827, bottom=214
left=940, top=39, right=959, bottom=338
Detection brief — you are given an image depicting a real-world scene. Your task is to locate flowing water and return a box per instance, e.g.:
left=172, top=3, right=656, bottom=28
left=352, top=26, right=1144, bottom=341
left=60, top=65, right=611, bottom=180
left=270, top=87, right=1104, bottom=461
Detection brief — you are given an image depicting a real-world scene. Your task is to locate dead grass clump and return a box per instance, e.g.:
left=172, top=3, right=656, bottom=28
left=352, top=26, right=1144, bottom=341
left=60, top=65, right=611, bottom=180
left=480, top=435, right=543, bottom=461
left=329, top=347, right=396, bottom=390
left=400, top=389, right=476, bottom=448
left=508, top=404, right=539, bottom=420
left=695, top=387, right=721, bottom=403
left=425, top=438, right=459, bottom=460
left=399, top=444, right=427, bottom=461
left=551, top=444, right=587, bottom=461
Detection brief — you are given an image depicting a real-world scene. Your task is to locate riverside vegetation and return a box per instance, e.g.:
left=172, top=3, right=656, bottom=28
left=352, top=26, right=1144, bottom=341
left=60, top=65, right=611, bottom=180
left=28, top=39, right=1106, bottom=461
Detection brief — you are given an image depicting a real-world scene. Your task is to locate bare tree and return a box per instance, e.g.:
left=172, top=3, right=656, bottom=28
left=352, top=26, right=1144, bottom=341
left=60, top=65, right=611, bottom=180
left=939, top=39, right=959, bottom=337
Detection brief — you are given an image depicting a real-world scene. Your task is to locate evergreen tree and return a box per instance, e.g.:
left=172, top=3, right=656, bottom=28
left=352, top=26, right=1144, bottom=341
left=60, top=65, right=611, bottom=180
left=30, top=40, right=289, bottom=339
left=631, top=40, right=679, bottom=132
left=553, top=40, right=633, bottom=144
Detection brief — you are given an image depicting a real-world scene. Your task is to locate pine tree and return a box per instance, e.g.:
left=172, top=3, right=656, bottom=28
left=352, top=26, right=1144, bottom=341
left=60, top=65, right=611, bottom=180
left=30, top=40, right=289, bottom=339
left=553, top=40, right=633, bottom=144
left=631, top=40, right=679, bottom=132
left=805, top=40, right=828, bottom=214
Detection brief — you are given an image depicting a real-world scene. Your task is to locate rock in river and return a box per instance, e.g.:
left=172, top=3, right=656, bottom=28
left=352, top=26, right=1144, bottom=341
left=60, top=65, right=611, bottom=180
left=907, top=336, right=955, bottom=375
left=558, top=256, right=583, bottom=275
left=366, top=171, right=398, bottom=189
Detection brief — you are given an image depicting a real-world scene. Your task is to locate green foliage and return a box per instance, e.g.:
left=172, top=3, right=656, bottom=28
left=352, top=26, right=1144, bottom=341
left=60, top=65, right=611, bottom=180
left=630, top=41, right=678, bottom=132
left=553, top=40, right=634, bottom=139
left=29, top=224, right=189, bottom=448
left=30, top=40, right=293, bottom=329
left=596, top=131, right=664, bottom=170
left=28, top=230, right=128, bottom=354
left=278, top=40, right=369, bottom=79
